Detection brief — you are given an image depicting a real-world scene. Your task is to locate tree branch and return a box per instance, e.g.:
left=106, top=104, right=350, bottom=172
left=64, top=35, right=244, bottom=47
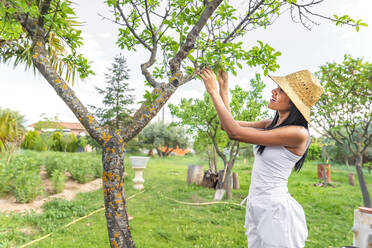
left=31, top=39, right=104, bottom=143
left=169, top=0, right=223, bottom=78
left=38, top=0, right=52, bottom=27
left=115, top=4, right=152, bottom=51
left=122, top=83, right=176, bottom=141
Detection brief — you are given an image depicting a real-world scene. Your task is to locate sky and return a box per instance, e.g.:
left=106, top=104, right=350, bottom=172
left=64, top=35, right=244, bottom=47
left=1, top=0, right=371, bottom=135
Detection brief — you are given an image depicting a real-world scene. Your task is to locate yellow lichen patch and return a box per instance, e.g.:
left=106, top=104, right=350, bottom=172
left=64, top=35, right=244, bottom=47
left=108, top=212, right=111, bottom=217
left=107, top=172, right=113, bottom=180
left=112, top=240, right=118, bottom=248
left=55, top=78, right=61, bottom=84
left=62, top=83, right=68, bottom=90
left=32, top=53, right=39, bottom=59
left=109, top=202, right=113, bottom=206
left=116, top=193, right=121, bottom=199
left=36, top=41, right=42, bottom=47
left=116, top=212, right=120, bottom=218
left=88, top=115, right=94, bottom=124
left=106, top=147, right=109, bottom=152
left=116, top=176, right=120, bottom=182
left=111, top=148, right=115, bottom=153
left=102, top=132, right=112, bottom=144
left=114, top=232, right=119, bottom=238
left=115, top=199, right=120, bottom=205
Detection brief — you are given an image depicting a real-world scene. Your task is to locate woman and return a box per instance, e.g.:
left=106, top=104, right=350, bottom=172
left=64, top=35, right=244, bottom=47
left=197, top=68, right=323, bottom=248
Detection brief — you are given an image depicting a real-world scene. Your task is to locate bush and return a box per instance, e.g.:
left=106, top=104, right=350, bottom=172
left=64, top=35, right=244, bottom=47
left=12, top=172, right=44, bottom=203
left=10, top=155, right=43, bottom=203
left=307, top=143, right=322, bottom=161
left=61, top=133, right=78, bottom=152
left=68, top=157, right=95, bottom=183
left=51, top=169, right=67, bottom=194
left=21, top=130, right=41, bottom=150
left=92, top=156, right=102, bottom=178
left=0, top=159, right=14, bottom=195
left=51, top=132, right=63, bottom=151
left=44, top=153, right=67, bottom=177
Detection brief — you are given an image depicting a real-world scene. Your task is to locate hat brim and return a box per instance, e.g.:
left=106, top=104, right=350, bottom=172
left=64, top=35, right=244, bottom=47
left=268, top=75, right=310, bottom=123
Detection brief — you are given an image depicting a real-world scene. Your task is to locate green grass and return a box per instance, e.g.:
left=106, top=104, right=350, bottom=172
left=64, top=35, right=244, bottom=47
left=0, top=154, right=371, bottom=248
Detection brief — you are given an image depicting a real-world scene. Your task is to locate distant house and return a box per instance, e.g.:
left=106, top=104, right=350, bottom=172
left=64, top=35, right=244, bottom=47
left=28, top=122, right=87, bottom=136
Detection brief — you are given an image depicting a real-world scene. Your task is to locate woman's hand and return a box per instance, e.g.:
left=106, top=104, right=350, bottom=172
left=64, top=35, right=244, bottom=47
left=197, top=68, right=218, bottom=95
left=217, top=69, right=228, bottom=93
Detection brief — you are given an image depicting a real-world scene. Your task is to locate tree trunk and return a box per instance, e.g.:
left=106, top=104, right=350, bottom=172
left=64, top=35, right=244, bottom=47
left=232, top=172, right=240, bottom=189
left=102, top=144, right=134, bottom=248
left=355, top=154, right=371, bottom=207
left=225, top=162, right=233, bottom=199
left=344, top=157, right=349, bottom=168
left=212, top=145, right=217, bottom=173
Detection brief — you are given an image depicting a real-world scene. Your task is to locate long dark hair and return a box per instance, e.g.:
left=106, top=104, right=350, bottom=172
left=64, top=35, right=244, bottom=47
left=256, top=102, right=309, bottom=172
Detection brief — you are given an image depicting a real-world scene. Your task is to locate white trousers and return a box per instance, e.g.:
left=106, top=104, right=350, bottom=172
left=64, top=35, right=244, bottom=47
left=242, top=193, right=308, bottom=248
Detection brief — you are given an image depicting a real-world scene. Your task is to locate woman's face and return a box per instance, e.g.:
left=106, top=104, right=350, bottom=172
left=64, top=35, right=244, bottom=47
left=268, top=86, right=291, bottom=112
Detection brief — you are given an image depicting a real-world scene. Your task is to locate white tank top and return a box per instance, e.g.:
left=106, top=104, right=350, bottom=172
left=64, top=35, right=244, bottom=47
left=248, top=130, right=311, bottom=198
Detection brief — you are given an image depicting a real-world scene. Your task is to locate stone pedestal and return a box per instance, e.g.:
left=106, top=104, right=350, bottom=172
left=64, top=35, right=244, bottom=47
left=130, top=156, right=150, bottom=190
left=352, top=207, right=372, bottom=247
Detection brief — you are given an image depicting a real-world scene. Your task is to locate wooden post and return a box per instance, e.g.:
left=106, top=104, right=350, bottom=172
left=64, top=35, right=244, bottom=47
left=348, top=173, right=355, bottom=186
left=187, top=165, right=204, bottom=185
left=317, top=164, right=331, bottom=183
left=232, top=172, right=240, bottom=189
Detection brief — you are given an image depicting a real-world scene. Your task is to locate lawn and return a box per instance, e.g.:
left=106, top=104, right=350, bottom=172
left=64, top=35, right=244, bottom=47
left=1, top=153, right=371, bottom=248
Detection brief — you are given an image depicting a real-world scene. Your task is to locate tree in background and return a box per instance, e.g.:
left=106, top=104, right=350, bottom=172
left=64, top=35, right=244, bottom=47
left=0, top=108, right=26, bottom=152
left=169, top=73, right=268, bottom=199
left=0, top=0, right=365, bottom=246
left=89, top=54, right=135, bottom=130
left=312, top=55, right=372, bottom=207
left=140, top=121, right=189, bottom=157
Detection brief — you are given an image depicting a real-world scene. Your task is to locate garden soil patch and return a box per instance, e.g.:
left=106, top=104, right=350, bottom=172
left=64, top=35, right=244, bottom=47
left=0, top=166, right=102, bottom=214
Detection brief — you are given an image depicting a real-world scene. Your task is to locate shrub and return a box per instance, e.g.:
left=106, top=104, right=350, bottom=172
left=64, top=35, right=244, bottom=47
left=92, top=156, right=102, bottom=178
left=0, top=159, right=14, bottom=195
left=307, top=143, right=322, bottom=161
left=61, top=133, right=78, bottom=152
left=12, top=172, right=44, bottom=203
left=51, top=169, right=67, bottom=194
left=21, top=130, right=41, bottom=150
left=10, top=155, right=43, bottom=203
left=51, top=132, right=63, bottom=151
left=68, top=157, right=95, bottom=183
left=44, top=153, right=67, bottom=177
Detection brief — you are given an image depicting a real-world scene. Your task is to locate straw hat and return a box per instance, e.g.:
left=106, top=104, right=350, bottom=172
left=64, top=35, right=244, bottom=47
left=268, top=70, right=324, bottom=123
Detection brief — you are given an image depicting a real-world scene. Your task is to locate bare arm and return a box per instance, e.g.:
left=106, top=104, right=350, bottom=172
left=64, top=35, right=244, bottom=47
left=198, top=68, right=307, bottom=147
left=236, top=119, right=273, bottom=129
left=217, top=69, right=272, bottom=130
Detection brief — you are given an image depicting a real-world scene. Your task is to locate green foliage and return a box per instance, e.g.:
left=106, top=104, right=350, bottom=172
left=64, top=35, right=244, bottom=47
left=89, top=54, right=135, bottom=130
left=0, top=108, right=26, bottom=151
left=44, top=154, right=67, bottom=177
left=313, top=55, right=372, bottom=159
left=169, top=73, right=268, bottom=163
left=51, top=169, right=67, bottom=194
left=68, top=157, right=96, bottom=184
left=125, top=136, right=142, bottom=153
left=21, top=130, right=41, bottom=150
left=51, top=132, right=63, bottom=151
left=61, top=133, right=78, bottom=152
left=0, top=0, right=95, bottom=84
left=5, top=155, right=43, bottom=203
left=307, top=142, right=322, bottom=161
left=140, top=121, right=189, bottom=157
